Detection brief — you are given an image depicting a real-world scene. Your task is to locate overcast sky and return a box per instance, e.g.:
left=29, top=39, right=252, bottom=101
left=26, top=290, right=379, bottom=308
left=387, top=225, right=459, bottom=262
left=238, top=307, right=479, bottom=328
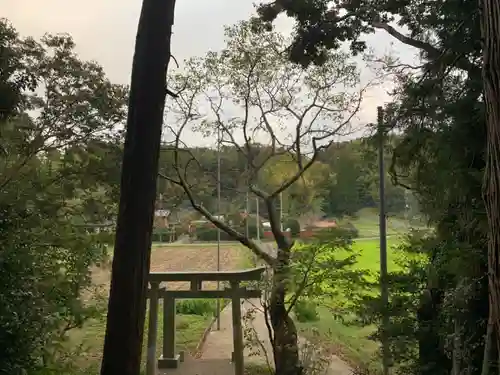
left=4, top=0, right=417, bottom=145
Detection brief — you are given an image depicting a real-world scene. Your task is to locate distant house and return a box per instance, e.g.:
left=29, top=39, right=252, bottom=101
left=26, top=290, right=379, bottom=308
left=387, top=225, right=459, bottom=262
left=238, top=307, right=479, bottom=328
left=310, top=219, right=337, bottom=229
left=299, top=219, right=337, bottom=238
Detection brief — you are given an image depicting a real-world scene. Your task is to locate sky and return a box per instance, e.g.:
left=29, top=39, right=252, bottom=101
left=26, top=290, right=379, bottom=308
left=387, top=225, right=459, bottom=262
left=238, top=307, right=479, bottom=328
left=3, top=0, right=418, bottom=146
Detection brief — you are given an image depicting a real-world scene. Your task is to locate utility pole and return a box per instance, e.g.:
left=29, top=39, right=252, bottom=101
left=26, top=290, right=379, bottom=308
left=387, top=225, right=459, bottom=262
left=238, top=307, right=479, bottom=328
left=377, top=106, right=390, bottom=375
left=256, top=197, right=260, bottom=241
left=404, top=190, right=411, bottom=224
left=279, top=191, right=283, bottom=232
left=216, top=124, right=221, bottom=330
left=245, top=190, right=249, bottom=238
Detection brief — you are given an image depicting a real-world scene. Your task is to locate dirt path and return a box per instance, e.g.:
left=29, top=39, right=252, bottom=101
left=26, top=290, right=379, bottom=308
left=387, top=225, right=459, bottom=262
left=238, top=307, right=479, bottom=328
left=159, top=299, right=353, bottom=375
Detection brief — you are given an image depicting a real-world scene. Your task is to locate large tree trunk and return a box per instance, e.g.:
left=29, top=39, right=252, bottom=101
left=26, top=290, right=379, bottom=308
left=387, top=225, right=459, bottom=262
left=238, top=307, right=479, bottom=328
left=100, top=1, right=176, bottom=374
left=481, top=0, right=500, bottom=365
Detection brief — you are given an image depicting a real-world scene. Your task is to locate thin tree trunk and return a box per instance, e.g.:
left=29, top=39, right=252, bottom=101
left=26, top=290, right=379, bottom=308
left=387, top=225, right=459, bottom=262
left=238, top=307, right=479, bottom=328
left=482, top=317, right=494, bottom=375
left=100, top=1, right=176, bottom=374
left=481, top=0, right=500, bottom=366
left=452, top=318, right=461, bottom=375
left=269, top=245, right=302, bottom=375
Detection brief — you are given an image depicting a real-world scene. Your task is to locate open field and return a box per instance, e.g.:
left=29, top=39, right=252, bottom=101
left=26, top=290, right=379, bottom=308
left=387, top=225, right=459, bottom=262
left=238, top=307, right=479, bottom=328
left=68, top=244, right=252, bottom=374
left=338, top=207, right=425, bottom=238
left=351, top=238, right=401, bottom=273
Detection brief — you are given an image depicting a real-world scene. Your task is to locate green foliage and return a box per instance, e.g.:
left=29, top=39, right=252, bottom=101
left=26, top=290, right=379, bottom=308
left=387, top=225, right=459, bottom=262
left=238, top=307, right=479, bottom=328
left=0, top=18, right=127, bottom=374
left=195, top=227, right=233, bottom=241
left=283, top=218, right=301, bottom=237
left=242, top=215, right=264, bottom=238
left=158, top=139, right=412, bottom=222
left=319, top=140, right=408, bottom=218
left=288, top=231, right=367, bottom=308
left=293, top=300, right=319, bottom=322
left=255, top=0, right=479, bottom=71
left=175, top=299, right=217, bottom=316
left=337, top=222, right=359, bottom=239
left=306, top=226, right=359, bottom=244
left=353, top=232, right=428, bottom=373
left=255, top=1, right=486, bottom=374
left=193, top=215, right=263, bottom=241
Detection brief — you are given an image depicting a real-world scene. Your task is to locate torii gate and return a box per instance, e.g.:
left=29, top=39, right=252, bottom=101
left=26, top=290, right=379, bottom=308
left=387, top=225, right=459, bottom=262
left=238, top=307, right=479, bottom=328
left=145, top=267, right=265, bottom=375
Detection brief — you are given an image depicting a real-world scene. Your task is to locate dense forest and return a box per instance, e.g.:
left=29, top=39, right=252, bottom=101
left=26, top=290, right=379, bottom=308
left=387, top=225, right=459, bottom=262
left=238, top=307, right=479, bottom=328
left=157, top=139, right=414, bottom=221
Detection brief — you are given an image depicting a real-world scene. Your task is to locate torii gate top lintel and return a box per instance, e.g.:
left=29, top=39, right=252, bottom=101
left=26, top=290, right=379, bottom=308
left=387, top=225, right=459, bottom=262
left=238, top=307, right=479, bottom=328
left=148, top=266, right=266, bottom=283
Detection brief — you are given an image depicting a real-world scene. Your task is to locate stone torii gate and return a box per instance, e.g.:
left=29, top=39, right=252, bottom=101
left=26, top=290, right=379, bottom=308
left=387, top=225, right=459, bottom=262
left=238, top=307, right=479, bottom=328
left=145, top=267, right=266, bottom=375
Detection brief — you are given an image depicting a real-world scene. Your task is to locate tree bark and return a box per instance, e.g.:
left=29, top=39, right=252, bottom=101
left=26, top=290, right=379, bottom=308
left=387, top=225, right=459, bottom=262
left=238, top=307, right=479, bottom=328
left=100, top=1, right=176, bottom=375
left=481, top=0, right=500, bottom=365
left=269, top=248, right=302, bottom=375
left=262, top=197, right=302, bottom=375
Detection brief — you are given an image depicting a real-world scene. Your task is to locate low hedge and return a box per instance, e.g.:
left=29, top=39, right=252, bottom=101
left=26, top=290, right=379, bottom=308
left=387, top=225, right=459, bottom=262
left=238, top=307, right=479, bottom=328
left=152, top=228, right=181, bottom=242
left=195, top=222, right=264, bottom=241
left=195, top=227, right=234, bottom=241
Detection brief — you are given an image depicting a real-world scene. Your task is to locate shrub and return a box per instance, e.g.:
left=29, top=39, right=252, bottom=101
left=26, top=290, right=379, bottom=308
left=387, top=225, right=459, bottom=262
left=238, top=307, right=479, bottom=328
left=338, top=221, right=359, bottom=238
left=293, top=300, right=319, bottom=322
left=241, top=215, right=264, bottom=239
left=176, top=299, right=217, bottom=316
left=245, top=222, right=264, bottom=239
left=195, top=227, right=233, bottom=241
left=284, top=218, right=301, bottom=237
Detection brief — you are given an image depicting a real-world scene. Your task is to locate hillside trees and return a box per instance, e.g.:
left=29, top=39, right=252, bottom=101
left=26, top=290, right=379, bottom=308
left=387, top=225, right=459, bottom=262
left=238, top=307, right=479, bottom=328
left=253, top=0, right=492, bottom=373
left=156, top=139, right=409, bottom=221
left=160, top=21, right=375, bottom=374
left=0, top=19, right=128, bottom=374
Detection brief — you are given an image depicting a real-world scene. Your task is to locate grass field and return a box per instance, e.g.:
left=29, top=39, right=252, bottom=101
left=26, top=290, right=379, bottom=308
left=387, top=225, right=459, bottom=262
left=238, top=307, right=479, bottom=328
left=296, top=237, right=403, bottom=372
left=338, top=207, right=414, bottom=238
left=67, top=243, right=252, bottom=374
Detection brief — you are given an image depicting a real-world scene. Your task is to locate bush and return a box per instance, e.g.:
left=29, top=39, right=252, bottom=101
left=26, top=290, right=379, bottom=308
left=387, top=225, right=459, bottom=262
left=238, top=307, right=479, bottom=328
left=338, top=221, right=359, bottom=238
left=176, top=299, right=217, bottom=316
left=195, top=227, right=233, bottom=241
left=293, top=300, right=319, bottom=322
left=240, top=215, right=264, bottom=239
left=284, top=218, right=301, bottom=237
left=245, top=222, right=264, bottom=239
